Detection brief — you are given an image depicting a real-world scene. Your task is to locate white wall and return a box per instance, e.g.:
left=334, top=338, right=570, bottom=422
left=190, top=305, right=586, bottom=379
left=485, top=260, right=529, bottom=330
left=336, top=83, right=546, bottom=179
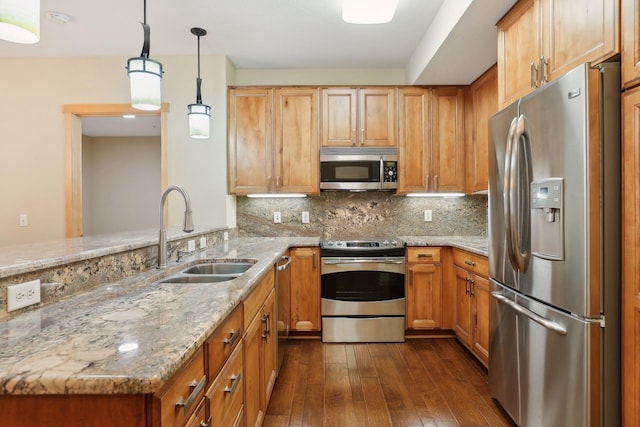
left=82, top=135, right=160, bottom=235
left=0, top=55, right=231, bottom=246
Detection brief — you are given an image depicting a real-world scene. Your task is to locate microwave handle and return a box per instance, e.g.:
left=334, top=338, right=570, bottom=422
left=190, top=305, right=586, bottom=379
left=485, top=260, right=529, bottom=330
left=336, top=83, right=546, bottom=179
left=379, top=157, right=384, bottom=190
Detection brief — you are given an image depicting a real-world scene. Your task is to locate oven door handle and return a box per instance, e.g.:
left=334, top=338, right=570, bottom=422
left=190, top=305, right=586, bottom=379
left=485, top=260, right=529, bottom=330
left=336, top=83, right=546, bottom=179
left=322, top=259, right=404, bottom=265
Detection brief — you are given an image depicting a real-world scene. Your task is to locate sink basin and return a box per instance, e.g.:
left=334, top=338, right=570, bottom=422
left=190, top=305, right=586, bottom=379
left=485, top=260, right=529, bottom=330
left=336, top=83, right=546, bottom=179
left=182, top=262, right=254, bottom=276
left=159, top=275, right=236, bottom=284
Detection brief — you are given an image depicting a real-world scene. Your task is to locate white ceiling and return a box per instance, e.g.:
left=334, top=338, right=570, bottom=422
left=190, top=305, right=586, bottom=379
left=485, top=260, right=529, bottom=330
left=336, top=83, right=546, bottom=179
left=3, top=0, right=516, bottom=136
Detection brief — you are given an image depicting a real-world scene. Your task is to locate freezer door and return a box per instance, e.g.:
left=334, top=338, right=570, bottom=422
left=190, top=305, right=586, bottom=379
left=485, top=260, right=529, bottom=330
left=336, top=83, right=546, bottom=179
left=488, top=101, right=520, bottom=290
left=490, top=280, right=602, bottom=427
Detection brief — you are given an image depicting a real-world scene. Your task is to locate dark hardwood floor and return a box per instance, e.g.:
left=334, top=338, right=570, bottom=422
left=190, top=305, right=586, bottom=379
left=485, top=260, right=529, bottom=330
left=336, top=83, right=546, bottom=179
left=265, top=338, right=515, bottom=427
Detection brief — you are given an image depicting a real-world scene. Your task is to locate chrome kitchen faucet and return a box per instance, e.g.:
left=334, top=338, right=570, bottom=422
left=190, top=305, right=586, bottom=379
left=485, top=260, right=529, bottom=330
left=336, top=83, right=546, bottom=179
left=158, top=185, right=194, bottom=268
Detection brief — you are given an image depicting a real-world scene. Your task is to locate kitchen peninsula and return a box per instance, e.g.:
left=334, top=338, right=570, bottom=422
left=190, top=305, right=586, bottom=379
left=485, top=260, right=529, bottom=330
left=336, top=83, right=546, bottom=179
left=0, top=229, right=487, bottom=426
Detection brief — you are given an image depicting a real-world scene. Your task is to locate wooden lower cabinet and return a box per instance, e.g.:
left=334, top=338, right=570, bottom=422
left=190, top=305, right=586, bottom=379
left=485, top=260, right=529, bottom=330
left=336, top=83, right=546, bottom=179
left=243, top=272, right=277, bottom=427
left=290, top=247, right=321, bottom=332
left=453, top=250, right=489, bottom=366
left=405, top=247, right=443, bottom=330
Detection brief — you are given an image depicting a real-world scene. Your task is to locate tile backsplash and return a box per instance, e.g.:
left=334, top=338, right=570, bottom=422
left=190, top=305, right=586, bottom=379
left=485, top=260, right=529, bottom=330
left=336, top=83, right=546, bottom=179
left=237, top=192, right=487, bottom=239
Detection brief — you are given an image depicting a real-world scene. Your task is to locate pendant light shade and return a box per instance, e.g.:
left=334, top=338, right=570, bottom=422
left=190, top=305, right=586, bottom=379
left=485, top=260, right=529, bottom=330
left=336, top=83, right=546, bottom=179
left=126, top=0, right=163, bottom=111
left=188, top=27, right=211, bottom=139
left=0, top=0, right=40, bottom=44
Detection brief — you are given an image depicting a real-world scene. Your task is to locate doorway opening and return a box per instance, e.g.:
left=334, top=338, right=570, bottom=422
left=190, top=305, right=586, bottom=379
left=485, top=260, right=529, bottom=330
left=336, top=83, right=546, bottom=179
left=63, top=104, right=169, bottom=238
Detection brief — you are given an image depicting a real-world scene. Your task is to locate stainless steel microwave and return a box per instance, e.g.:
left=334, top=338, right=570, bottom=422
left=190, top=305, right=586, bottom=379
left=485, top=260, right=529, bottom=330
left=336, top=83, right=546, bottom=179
left=320, top=148, right=398, bottom=191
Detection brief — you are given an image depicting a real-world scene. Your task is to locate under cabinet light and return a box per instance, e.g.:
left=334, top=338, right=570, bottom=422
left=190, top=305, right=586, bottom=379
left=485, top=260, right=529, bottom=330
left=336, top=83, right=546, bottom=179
left=406, top=193, right=465, bottom=198
left=247, top=194, right=307, bottom=199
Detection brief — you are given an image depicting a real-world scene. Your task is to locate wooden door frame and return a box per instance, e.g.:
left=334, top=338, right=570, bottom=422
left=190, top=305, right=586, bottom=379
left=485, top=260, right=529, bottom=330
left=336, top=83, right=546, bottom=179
left=63, top=103, right=169, bottom=238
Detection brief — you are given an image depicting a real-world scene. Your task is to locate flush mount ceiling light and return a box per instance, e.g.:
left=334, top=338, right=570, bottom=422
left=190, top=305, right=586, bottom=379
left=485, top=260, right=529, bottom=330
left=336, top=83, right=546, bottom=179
left=342, top=0, right=399, bottom=24
left=188, top=27, right=211, bottom=139
left=126, top=0, right=163, bottom=111
left=0, top=0, right=40, bottom=44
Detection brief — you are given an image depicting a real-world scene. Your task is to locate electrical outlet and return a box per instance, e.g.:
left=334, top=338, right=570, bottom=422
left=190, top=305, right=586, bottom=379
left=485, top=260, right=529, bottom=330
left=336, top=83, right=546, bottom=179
left=274, top=211, right=282, bottom=223
left=187, top=240, right=196, bottom=252
left=199, top=237, right=207, bottom=249
left=424, top=210, right=432, bottom=222
left=301, top=211, right=310, bottom=224
left=7, top=279, right=41, bottom=312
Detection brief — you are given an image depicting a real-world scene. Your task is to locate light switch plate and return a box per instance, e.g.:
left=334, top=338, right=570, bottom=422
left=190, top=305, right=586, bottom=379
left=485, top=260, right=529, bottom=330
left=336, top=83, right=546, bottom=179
left=424, top=210, right=432, bottom=222
left=302, top=211, right=310, bottom=223
left=199, top=237, right=206, bottom=249
left=187, top=240, right=196, bottom=252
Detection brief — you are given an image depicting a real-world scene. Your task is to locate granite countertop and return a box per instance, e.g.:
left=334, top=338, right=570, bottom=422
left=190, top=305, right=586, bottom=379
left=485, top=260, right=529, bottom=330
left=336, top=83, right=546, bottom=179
left=0, top=233, right=485, bottom=397
left=401, top=235, right=488, bottom=257
left=0, top=226, right=224, bottom=280
left=0, top=236, right=319, bottom=396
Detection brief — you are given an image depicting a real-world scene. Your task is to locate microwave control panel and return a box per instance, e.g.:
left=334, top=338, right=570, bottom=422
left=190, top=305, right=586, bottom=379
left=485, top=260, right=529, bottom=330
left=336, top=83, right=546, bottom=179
left=383, top=161, right=398, bottom=183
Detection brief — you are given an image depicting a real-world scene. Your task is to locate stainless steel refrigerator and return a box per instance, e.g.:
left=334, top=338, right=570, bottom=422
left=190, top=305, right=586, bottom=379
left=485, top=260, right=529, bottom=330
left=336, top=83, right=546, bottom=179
left=488, top=62, right=621, bottom=427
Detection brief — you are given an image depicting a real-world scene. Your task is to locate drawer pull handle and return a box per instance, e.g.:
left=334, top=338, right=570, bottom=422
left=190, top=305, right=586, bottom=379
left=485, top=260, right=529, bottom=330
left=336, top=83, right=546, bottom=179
left=464, top=260, right=475, bottom=266
left=200, top=416, right=212, bottom=427
left=223, top=328, right=241, bottom=346
left=175, top=375, right=206, bottom=413
left=417, top=253, right=433, bottom=258
left=224, top=373, right=242, bottom=394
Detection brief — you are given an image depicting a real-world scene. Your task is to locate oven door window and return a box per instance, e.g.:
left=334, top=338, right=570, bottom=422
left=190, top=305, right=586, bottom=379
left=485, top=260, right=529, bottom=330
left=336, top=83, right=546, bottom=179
left=321, top=270, right=404, bottom=302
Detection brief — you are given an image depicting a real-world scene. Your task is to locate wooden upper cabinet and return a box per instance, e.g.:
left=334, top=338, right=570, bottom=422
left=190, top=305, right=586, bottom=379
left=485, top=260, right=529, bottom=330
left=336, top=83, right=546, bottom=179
left=228, top=88, right=273, bottom=194
left=398, top=87, right=465, bottom=194
left=431, top=87, right=465, bottom=193
left=321, top=87, right=397, bottom=147
left=228, top=87, right=319, bottom=195
left=398, top=87, right=430, bottom=193
left=497, top=0, right=541, bottom=108
left=467, top=65, right=498, bottom=194
left=497, top=0, right=619, bottom=108
left=622, top=0, right=640, bottom=88
left=274, top=88, right=319, bottom=194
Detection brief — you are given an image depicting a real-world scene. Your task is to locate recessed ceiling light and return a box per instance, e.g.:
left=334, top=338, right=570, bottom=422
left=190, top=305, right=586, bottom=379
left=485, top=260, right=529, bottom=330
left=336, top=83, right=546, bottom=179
left=342, top=0, right=399, bottom=24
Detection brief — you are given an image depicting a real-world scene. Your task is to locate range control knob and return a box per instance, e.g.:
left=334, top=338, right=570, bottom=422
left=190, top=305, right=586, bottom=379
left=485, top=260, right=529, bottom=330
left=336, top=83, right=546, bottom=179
left=325, top=240, right=334, bottom=247
left=391, top=240, right=399, bottom=246
left=382, top=240, right=390, bottom=246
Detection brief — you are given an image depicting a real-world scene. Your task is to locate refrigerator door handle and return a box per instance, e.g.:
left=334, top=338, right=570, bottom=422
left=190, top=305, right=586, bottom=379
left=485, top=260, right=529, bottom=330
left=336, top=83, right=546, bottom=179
left=507, top=115, right=531, bottom=273
left=492, top=291, right=567, bottom=335
left=504, top=116, right=519, bottom=271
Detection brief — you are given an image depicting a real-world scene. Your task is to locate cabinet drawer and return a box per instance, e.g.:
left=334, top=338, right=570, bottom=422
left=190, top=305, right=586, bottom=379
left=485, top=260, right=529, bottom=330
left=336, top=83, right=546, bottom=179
left=244, top=270, right=275, bottom=326
left=406, top=247, right=441, bottom=263
left=183, top=398, right=207, bottom=427
left=453, top=249, right=488, bottom=277
left=156, top=347, right=206, bottom=427
left=207, top=305, right=243, bottom=383
left=206, top=342, right=244, bottom=427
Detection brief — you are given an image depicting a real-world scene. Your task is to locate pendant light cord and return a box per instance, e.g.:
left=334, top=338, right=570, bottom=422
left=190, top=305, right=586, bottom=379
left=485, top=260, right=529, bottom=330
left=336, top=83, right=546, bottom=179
left=191, top=28, right=207, bottom=105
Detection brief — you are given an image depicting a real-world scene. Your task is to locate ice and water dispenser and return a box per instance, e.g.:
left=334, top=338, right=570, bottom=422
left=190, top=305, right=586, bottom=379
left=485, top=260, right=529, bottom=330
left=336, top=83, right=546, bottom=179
left=530, top=178, right=564, bottom=260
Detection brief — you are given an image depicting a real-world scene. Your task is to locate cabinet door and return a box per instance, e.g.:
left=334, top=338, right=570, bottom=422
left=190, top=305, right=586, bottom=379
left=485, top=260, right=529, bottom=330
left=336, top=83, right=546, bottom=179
left=471, top=275, right=490, bottom=366
left=623, top=0, right=640, bottom=88
left=497, top=0, right=541, bottom=108
left=541, top=0, right=619, bottom=82
left=228, top=88, right=273, bottom=194
left=398, top=87, right=430, bottom=193
left=453, top=266, right=472, bottom=345
left=275, top=88, right=319, bottom=194
left=358, top=88, right=397, bottom=147
left=243, top=312, right=264, bottom=427
left=321, top=88, right=357, bottom=147
left=467, top=65, right=497, bottom=194
left=290, top=247, right=321, bottom=331
left=622, top=86, right=640, bottom=427
left=431, top=87, right=465, bottom=192
left=406, top=263, right=442, bottom=329
left=262, top=291, right=277, bottom=408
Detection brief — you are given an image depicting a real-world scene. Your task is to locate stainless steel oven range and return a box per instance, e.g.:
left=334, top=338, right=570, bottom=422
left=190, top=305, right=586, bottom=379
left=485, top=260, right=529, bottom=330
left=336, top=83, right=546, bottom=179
left=320, top=239, right=405, bottom=343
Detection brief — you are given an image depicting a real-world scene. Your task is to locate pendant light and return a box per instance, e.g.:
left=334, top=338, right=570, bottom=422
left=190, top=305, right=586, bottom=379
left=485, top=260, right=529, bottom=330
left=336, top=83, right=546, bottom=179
left=0, top=0, right=40, bottom=44
left=188, top=27, right=211, bottom=139
left=126, top=0, right=163, bottom=111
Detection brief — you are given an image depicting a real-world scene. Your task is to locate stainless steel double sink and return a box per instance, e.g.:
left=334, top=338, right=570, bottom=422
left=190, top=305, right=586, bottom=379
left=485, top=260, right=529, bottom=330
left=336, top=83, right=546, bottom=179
left=159, top=260, right=257, bottom=284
